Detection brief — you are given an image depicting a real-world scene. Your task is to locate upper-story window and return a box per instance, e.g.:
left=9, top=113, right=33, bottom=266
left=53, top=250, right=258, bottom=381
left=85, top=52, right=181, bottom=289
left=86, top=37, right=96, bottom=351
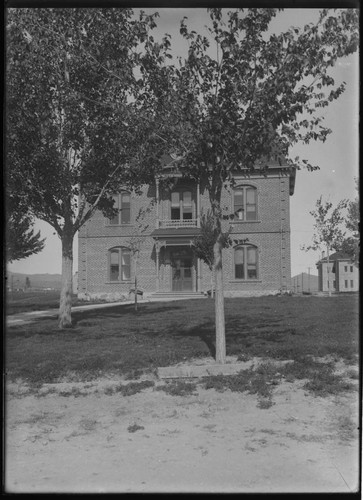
left=350, top=265, right=354, bottom=272
left=109, top=191, right=131, bottom=225
left=233, top=186, right=257, bottom=221
left=109, top=247, right=131, bottom=281
left=234, top=244, right=258, bottom=280
left=171, top=190, right=193, bottom=221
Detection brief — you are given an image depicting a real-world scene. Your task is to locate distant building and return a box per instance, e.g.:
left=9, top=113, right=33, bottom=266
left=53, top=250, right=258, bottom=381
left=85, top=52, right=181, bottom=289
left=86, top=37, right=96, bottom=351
left=291, top=272, right=319, bottom=294
left=316, top=251, right=359, bottom=293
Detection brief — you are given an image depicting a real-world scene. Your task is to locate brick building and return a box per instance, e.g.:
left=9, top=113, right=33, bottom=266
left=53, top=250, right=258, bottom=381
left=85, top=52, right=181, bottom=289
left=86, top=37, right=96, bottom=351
left=78, top=156, right=296, bottom=301
left=316, top=252, right=359, bottom=293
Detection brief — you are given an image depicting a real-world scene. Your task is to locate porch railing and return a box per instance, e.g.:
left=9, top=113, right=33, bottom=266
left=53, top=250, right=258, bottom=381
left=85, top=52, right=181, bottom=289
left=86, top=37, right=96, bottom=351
left=159, top=219, right=198, bottom=228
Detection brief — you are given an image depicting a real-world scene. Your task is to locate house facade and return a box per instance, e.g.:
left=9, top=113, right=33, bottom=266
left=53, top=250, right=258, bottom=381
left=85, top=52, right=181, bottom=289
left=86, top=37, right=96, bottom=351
left=316, top=252, right=359, bottom=293
left=77, top=157, right=296, bottom=301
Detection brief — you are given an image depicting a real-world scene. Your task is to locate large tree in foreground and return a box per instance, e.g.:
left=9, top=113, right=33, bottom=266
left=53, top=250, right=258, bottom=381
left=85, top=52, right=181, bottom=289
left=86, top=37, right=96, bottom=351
left=164, top=8, right=358, bottom=362
left=6, top=8, right=171, bottom=327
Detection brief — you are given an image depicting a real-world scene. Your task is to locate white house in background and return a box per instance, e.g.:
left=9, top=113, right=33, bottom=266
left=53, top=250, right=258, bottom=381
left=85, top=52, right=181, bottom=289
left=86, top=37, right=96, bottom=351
left=316, top=251, right=359, bottom=293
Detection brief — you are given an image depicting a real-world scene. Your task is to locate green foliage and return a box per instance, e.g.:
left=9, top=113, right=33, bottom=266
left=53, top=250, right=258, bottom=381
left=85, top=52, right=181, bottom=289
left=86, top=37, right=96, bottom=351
left=156, top=380, right=198, bottom=396
left=108, top=380, right=155, bottom=396
left=302, top=195, right=348, bottom=256
left=6, top=212, right=45, bottom=262
left=340, top=179, right=359, bottom=265
left=6, top=8, right=173, bottom=326
left=166, top=8, right=358, bottom=360
left=170, top=8, right=358, bottom=186
left=6, top=8, right=169, bottom=234
left=192, top=209, right=231, bottom=270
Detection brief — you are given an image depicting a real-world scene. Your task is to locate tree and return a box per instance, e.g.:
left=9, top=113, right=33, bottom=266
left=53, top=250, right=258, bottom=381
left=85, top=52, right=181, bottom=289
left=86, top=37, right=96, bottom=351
left=340, top=179, right=359, bottom=265
left=25, top=277, right=31, bottom=289
left=162, top=8, right=358, bottom=362
left=6, top=169, right=45, bottom=263
left=6, top=211, right=45, bottom=263
left=126, top=204, right=153, bottom=312
left=302, top=196, right=348, bottom=296
left=192, top=209, right=231, bottom=298
left=6, top=8, right=171, bottom=328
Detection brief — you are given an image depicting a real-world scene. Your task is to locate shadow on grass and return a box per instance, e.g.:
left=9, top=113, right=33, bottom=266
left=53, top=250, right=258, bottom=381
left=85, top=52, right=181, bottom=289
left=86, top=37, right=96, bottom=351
left=71, top=303, right=185, bottom=324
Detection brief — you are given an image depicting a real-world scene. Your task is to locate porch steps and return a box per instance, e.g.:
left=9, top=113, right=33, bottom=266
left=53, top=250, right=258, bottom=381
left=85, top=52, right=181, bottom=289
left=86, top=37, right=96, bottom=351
left=151, top=291, right=207, bottom=300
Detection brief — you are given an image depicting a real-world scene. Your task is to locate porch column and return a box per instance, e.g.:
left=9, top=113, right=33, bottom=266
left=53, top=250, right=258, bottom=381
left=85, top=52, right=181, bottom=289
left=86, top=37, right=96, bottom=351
left=156, top=178, right=160, bottom=229
left=197, top=257, right=201, bottom=292
left=197, top=181, right=200, bottom=227
left=155, top=241, right=160, bottom=291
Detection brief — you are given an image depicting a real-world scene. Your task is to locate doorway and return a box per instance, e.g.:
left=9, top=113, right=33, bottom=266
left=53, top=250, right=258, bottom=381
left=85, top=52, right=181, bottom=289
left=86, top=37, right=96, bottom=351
left=170, top=247, right=194, bottom=292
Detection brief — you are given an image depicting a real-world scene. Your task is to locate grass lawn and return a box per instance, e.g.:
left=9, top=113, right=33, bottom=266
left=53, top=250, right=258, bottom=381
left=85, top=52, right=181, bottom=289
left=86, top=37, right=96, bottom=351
left=6, top=290, right=106, bottom=315
left=5, top=294, right=359, bottom=389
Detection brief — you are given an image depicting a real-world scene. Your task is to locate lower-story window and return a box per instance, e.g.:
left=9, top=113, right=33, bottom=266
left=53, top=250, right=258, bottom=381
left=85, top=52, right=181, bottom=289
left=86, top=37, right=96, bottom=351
left=234, top=245, right=258, bottom=280
left=109, top=247, right=131, bottom=281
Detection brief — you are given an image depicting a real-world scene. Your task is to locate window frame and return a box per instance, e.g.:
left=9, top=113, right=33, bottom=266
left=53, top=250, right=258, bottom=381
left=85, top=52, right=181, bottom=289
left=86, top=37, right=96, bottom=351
left=170, top=188, right=194, bottom=221
left=108, top=246, right=131, bottom=282
left=108, top=191, right=131, bottom=226
left=232, top=185, right=258, bottom=222
left=233, top=244, right=259, bottom=281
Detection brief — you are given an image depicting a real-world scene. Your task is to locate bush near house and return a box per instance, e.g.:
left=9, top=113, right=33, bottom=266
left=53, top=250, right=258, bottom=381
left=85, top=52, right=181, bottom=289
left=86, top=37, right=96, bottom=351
left=5, top=294, right=358, bottom=387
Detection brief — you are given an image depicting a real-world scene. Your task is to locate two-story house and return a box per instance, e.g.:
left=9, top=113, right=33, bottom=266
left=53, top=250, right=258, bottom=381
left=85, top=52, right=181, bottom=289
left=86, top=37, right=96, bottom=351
left=77, top=154, right=296, bottom=300
left=316, top=251, right=359, bottom=293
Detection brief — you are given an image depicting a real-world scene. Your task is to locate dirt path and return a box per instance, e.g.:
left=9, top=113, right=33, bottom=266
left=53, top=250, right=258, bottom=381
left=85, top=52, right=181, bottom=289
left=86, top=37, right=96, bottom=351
left=5, top=370, right=359, bottom=493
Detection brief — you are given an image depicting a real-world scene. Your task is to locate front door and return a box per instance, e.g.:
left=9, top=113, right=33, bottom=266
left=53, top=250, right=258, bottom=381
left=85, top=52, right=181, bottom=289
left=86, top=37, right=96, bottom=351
left=170, top=248, right=194, bottom=292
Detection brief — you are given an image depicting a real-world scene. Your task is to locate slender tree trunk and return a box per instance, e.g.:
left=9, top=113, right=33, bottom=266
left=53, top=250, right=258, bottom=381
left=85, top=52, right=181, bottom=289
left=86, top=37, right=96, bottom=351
left=59, top=232, right=73, bottom=328
left=135, top=274, right=138, bottom=312
left=214, top=236, right=226, bottom=364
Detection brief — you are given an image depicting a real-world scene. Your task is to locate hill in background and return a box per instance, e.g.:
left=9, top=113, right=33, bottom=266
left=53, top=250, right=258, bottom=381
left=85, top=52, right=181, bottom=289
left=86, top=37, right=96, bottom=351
left=6, top=272, right=62, bottom=290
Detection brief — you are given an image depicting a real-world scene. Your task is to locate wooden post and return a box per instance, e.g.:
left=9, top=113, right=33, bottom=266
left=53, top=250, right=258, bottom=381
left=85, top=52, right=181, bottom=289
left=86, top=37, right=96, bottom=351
left=197, top=181, right=200, bottom=227
left=156, top=178, right=160, bottom=229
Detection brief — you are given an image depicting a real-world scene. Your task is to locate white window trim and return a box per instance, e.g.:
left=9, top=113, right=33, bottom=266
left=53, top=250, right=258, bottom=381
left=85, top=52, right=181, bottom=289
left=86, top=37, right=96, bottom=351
left=231, top=184, right=259, bottom=223
left=106, top=191, right=132, bottom=226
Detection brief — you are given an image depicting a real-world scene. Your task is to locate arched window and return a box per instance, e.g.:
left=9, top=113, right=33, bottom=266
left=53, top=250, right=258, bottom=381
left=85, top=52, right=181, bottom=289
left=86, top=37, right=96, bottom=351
left=109, top=247, right=131, bottom=281
left=109, top=191, right=131, bottom=225
left=233, top=186, right=257, bottom=221
left=234, top=245, right=258, bottom=280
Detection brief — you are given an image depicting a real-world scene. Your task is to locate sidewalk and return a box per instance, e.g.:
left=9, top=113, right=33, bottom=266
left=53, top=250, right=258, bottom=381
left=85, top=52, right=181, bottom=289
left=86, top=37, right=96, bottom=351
left=6, top=296, right=193, bottom=327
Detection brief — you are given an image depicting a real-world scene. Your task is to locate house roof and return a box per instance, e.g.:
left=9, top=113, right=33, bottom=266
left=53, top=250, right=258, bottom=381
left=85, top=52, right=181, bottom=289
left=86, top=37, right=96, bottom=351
left=317, top=251, right=353, bottom=264
left=151, top=227, right=201, bottom=238
left=159, top=153, right=296, bottom=195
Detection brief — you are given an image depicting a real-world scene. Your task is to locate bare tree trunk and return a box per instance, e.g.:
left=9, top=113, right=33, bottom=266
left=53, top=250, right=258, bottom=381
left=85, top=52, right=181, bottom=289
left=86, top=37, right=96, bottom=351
left=59, top=232, right=73, bottom=328
left=134, top=274, right=138, bottom=312
left=210, top=270, right=214, bottom=298
left=214, top=237, right=226, bottom=364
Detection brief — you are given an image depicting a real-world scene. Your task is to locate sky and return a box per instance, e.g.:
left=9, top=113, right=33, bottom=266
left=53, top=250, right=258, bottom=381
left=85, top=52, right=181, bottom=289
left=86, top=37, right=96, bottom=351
left=7, top=8, right=359, bottom=278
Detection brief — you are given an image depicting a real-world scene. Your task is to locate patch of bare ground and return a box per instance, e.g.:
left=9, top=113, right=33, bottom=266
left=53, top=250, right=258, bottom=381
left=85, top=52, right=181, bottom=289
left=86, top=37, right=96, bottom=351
left=5, top=356, right=359, bottom=493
